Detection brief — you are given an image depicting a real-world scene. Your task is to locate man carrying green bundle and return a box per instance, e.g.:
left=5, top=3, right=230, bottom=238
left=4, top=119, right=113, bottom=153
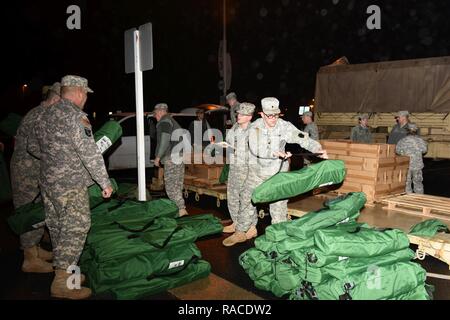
left=222, top=103, right=258, bottom=247
left=224, top=97, right=328, bottom=247
left=10, top=82, right=61, bottom=274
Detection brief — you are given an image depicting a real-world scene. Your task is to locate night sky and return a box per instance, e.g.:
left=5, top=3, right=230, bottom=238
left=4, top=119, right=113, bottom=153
left=2, top=0, right=450, bottom=120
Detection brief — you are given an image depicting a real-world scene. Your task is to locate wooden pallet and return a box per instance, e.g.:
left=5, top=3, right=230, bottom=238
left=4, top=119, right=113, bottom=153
left=408, top=233, right=450, bottom=270
left=383, top=194, right=450, bottom=222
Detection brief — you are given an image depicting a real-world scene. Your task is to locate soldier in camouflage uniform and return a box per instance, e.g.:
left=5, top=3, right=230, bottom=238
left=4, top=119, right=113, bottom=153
left=10, top=82, right=61, bottom=274
left=224, top=97, right=328, bottom=246
left=351, top=114, right=373, bottom=143
left=28, top=75, right=113, bottom=300
left=226, top=92, right=241, bottom=125
left=396, top=123, right=428, bottom=194
left=301, top=111, right=319, bottom=141
left=153, top=103, right=188, bottom=217
left=222, top=103, right=257, bottom=247
left=301, top=111, right=320, bottom=166
left=388, top=111, right=420, bottom=144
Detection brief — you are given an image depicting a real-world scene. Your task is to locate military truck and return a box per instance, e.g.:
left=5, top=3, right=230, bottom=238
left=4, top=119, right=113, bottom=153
left=314, top=56, right=450, bottom=159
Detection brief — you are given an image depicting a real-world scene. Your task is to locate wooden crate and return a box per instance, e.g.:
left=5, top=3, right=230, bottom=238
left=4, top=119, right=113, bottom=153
left=190, top=164, right=223, bottom=181
left=321, top=140, right=409, bottom=204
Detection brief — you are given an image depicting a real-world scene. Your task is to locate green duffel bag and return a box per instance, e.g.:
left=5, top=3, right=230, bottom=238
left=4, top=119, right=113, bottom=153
left=0, top=113, right=22, bottom=137
left=271, top=260, right=303, bottom=298
left=314, top=227, right=410, bottom=258
left=265, top=221, right=291, bottom=242
left=85, top=243, right=201, bottom=294
left=251, top=160, right=346, bottom=204
left=322, top=248, right=416, bottom=280
left=176, top=214, right=224, bottom=238
left=307, top=262, right=427, bottom=300
left=276, top=237, right=315, bottom=255
left=85, top=218, right=198, bottom=265
left=286, top=193, right=366, bottom=239
left=110, top=259, right=211, bottom=300
left=409, top=219, right=449, bottom=237
left=291, top=223, right=371, bottom=268
left=94, top=120, right=123, bottom=154
left=219, top=164, right=229, bottom=184
left=254, top=235, right=278, bottom=253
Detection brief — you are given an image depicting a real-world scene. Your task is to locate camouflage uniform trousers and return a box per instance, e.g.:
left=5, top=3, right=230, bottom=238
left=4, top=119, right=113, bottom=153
left=164, top=160, right=186, bottom=210
left=41, top=187, right=90, bottom=269
left=227, top=163, right=257, bottom=232
left=406, top=169, right=424, bottom=194
left=10, top=155, right=44, bottom=249
left=240, top=170, right=288, bottom=232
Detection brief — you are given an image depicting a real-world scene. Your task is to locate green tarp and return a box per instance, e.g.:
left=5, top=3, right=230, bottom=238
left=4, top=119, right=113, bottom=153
left=251, top=160, right=346, bottom=204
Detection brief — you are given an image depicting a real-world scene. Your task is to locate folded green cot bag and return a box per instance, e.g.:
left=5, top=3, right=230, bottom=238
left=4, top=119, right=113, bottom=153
left=320, top=248, right=415, bottom=280
left=8, top=179, right=119, bottom=235
left=94, top=120, right=123, bottom=154
left=305, top=262, right=427, bottom=300
left=314, top=227, right=410, bottom=258
left=85, top=243, right=202, bottom=294
left=251, top=160, right=346, bottom=204
left=83, top=218, right=198, bottom=265
left=109, top=259, right=211, bottom=300
left=286, top=192, right=366, bottom=239
left=409, top=219, right=449, bottom=237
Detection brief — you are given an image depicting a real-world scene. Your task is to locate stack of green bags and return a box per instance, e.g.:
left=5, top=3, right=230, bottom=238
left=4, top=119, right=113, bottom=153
left=240, top=192, right=432, bottom=300
left=80, top=190, right=223, bottom=300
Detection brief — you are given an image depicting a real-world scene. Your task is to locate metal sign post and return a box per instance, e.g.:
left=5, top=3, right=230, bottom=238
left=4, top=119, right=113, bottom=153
left=125, top=22, right=154, bottom=201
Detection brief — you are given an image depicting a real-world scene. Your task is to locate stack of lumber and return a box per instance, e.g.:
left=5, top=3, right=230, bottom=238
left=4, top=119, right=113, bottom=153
left=320, top=140, right=409, bottom=204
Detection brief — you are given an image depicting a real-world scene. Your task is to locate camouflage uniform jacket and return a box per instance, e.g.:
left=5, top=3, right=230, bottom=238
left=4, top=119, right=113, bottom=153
left=388, top=123, right=420, bottom=145
left=351, top=125, right=373, bottom=143
left=226, top=123, right=250, bottom=166
left=248, top=118, right=322, bottom=177
left=396, top=135, right=428, bottom=170
left=155, top=114, right=182, bottom=164
left=304, top=122, right=319, bottom=141
left=27, top=99, right=111, bottom=191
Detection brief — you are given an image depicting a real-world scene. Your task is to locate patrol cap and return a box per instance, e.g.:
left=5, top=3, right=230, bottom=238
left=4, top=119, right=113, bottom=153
left=153, top=103, right=169, bottom=112
left=358, top=113, right=369, bottom=120
left=61, top=75, right=93, bottom=93
left=237, top=102, right=256, bottom=115
left=226, top=92, right=237, bottom=100
left=302, top=111, right=313, bottom=118
left=261, top=97, right=281, bottom=115
left=396, top=110, right=410, bottom=118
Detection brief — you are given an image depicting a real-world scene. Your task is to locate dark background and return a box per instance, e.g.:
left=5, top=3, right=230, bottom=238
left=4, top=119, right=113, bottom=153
left=1, top=0, right=450, bottom=120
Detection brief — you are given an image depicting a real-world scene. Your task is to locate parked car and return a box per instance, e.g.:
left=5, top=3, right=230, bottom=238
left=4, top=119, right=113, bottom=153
left=106, top=105, right=230, bottom=170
